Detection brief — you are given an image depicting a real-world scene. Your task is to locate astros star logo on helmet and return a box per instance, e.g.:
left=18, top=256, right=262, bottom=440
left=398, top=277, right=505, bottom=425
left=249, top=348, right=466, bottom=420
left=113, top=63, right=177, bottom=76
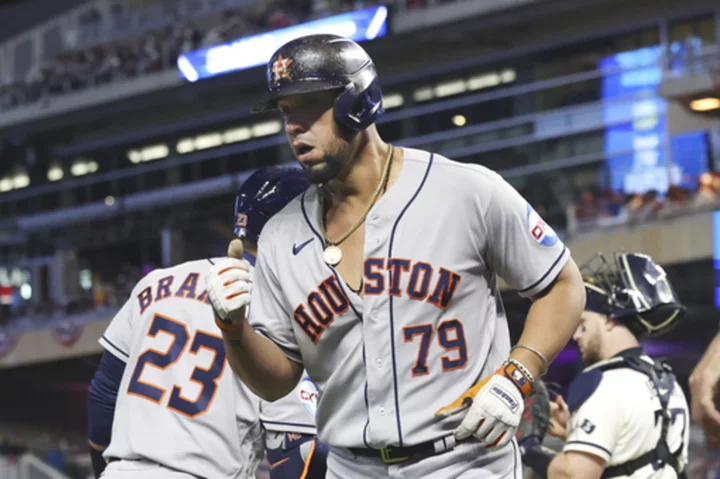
left=272, top=53, right=294, bottom=84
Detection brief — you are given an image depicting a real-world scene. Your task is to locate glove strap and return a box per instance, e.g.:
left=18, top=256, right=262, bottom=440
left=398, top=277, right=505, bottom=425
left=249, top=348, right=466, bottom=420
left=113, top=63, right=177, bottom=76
left=501, top=359, right=534, bottom=398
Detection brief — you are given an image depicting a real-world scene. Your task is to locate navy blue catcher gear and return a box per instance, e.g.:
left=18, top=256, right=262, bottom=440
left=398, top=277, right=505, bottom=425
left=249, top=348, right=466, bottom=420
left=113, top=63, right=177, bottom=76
left=234, top=166, right=309, bottom=243
left=580, top=251, right=685, bottom=337
left=252, top=34, right=384, bottom=132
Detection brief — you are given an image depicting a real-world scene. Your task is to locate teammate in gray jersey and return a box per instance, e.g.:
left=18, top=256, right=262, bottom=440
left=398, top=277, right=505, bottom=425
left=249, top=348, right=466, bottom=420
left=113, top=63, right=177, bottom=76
left=206, top=34, right=586, bottom=478
left=231, top=165, right=329, bottom=479
left=521, top=251, right=689, bottom=479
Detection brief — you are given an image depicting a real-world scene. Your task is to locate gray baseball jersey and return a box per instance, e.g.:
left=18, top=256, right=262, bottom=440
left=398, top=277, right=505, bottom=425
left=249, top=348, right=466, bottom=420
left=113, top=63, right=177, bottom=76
left=249, top=147, right=569, bottom=451
left=100, top=259, right=263, bottom=479
left=245, top=254, right=319, bottom=436
left=564, top=354, right=690, bottom=478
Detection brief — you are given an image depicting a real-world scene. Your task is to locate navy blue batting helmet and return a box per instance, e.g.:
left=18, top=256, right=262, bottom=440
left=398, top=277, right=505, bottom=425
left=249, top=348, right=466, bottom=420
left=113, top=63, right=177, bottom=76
left=251, top=34, right=384, bottom=132
left=234, top=166, right=309, bottom=243
left=581, top=252, right=685, bottom=337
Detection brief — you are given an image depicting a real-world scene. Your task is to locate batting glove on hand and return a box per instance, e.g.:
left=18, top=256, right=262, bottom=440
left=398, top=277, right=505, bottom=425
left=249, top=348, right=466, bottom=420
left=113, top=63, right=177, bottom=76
left=435, top=362, right=533, bottom=449
left=207, top=257, right=252, bottom=330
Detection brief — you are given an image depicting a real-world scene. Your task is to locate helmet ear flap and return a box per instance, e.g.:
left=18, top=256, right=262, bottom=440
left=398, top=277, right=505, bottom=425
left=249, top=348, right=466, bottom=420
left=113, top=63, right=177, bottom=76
left=334, top=79, right=384, bottom=131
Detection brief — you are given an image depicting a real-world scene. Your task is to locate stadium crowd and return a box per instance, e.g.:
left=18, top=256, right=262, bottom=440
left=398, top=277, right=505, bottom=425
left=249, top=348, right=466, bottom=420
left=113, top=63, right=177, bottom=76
left=572, top=171, right=720, bottom=230
left=0, top=0, right=444, bottom=112
left=0, top=263, right=143, bottom=332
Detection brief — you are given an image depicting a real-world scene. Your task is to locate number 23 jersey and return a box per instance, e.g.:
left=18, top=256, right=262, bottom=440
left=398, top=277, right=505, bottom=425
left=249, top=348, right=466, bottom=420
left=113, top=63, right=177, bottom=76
left=100, top=259, right=263, bottom=479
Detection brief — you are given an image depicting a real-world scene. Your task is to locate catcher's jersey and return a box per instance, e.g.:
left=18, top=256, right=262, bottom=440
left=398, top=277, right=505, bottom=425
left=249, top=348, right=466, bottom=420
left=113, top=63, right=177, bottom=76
left=100, top=259, right=263, bottom=479
left=564, top=352, right=690, bottom=478
left=245, top=253, right=319, bottom=435
left=250, top=147, right=569, bottom=449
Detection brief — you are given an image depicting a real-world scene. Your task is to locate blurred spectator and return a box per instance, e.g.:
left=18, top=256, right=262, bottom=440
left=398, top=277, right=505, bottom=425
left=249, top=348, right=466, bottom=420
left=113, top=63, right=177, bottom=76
left=574, top=190, right=600, bottom=218
left=692, top=172, right=718, bottom=207
left=571, top=172, right=720, bottom=233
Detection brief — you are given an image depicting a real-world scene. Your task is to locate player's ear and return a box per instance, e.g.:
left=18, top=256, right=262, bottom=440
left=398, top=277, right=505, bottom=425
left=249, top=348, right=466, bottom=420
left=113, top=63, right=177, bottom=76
left=604, top=316, right=618, bottom=332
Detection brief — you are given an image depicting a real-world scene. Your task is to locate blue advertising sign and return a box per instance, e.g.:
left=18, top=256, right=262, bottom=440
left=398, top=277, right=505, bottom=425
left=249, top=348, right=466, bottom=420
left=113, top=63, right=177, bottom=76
left=177, top=5, right=388, bottom=82
left=599, top=43, right=709, bottom=195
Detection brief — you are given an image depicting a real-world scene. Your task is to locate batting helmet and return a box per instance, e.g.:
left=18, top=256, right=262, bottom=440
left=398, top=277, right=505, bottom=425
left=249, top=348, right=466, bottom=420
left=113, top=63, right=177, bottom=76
left=234, top=166, right=310, bottom=243
left=581, top=251, right=685, bottom=337
left=251, top=34, right=384, bottom=132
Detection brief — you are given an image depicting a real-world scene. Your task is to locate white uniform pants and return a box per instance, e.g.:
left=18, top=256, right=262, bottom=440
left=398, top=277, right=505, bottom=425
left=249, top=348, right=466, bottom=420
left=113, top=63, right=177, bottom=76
left=326, top=438, right=523, bottom=479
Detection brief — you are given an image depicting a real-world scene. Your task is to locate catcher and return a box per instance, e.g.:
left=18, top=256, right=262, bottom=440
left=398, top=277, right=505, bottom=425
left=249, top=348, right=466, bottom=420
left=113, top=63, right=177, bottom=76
left=517, top=251, right=689, bottom=479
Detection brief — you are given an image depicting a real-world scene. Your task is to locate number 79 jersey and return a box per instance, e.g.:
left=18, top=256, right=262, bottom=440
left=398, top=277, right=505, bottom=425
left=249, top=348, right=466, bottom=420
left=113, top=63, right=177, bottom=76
left=250, top=148, right=570, bottom=448
left=100, top=259, right=263, bottom=479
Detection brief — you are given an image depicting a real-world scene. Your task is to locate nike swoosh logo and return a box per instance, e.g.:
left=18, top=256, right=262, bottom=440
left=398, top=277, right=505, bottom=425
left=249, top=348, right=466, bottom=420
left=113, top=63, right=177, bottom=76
left=292, top=238, right=314, bottom=255
left=268, top=457, right=290, bottom=470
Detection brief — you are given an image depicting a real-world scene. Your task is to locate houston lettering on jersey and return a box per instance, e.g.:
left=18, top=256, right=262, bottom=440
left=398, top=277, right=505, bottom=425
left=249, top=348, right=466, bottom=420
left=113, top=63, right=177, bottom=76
left=293, top=258, right=461, bottom=343
left=137, top=272, right=211, bottom=314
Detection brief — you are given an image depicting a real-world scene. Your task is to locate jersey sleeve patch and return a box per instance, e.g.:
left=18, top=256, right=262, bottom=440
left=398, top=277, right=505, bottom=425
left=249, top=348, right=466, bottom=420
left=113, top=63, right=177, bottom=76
left=526, top=204, right=559, bottom=247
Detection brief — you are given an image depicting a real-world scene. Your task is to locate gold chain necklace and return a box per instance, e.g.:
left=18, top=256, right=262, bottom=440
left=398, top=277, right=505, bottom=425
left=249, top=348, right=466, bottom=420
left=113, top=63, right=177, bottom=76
left=321, top=144, right=394, bottom=266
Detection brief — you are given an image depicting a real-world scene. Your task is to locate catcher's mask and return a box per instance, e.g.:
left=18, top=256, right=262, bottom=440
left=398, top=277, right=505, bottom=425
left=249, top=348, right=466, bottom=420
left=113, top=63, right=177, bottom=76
left=580, top=252, right=685, bottom=337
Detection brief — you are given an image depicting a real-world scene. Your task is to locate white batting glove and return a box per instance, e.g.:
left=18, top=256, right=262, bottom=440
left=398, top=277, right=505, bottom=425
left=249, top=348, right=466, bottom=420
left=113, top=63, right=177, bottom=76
left=207, top=257, right=252, bottom=327
left=435, top=362, right=533, bottom=448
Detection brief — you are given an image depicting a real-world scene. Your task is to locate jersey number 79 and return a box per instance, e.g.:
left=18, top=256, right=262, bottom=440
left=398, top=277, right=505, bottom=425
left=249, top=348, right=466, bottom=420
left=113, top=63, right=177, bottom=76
left=127, top=313, right=227, bottom=418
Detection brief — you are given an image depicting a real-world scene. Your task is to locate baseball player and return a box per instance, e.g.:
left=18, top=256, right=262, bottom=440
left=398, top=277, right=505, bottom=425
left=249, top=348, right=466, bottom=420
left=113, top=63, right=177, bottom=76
left=207, top=34, right=586, bottom=478
left=520, top=251, right=690, bottom=478
left=232, top=166, right=329, bottom=479
left=85, top=167, right=312, bottom=479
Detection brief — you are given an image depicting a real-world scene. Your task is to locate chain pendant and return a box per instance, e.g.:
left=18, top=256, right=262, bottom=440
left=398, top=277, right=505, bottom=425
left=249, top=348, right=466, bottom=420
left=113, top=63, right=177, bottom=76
left=323, top=245, right=343, bottom=266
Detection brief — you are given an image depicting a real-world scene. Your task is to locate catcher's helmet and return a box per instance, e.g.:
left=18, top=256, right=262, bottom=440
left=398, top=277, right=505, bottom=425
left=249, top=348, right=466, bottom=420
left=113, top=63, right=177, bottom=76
left=251, top=34, right=384, bottom=132
left=234, top=166, right=309, bottom=243
left=581, top=252, right=685, bottom=337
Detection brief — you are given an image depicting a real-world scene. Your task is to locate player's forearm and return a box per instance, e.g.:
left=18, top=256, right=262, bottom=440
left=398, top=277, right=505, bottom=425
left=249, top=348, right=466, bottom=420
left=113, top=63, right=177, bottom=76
left=221, top=320, right=302, bottom=401
left=510, top=260, right=585, bottom=379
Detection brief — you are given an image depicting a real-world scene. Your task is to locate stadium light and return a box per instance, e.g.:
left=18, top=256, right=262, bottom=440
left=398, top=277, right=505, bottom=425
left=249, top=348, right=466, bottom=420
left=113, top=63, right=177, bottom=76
left=413, top=87, right=434, bottom=102
left=452, top=115, right=467, bottom=127
left=176, top=138, right=195, bottom=154
left=140, top=144, right=169, bottom=161
left=20, top=283, right=31, bottom=300
left=12, top=171, right=30, bottom=189
left=435, top=79, right=466, bottom=98
left=690, top=97, right=720, bottom=112
left=467, top=73, right=500, bottom=91
left=47, top=164, right=64, bottom=182
left=86, top=161, right=99, bottom=173
left=252, top=121, right=282, bottom=138
left=194, top=133, right=224, bottom=150
left=0, top=177, right=12, bottom=192
left=223, top=127, right=252, bottom=144
left=105, top=196, right=115, bottom=206
left=127, top=150, right=143, bottom=163
left=383, top=93, right=404, bottom=110
left=71, top=161, right=89, bottom=176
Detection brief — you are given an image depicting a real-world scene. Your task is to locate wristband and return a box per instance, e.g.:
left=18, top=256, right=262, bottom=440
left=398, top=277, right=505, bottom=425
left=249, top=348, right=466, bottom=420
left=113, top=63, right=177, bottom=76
left=502, top=359, right=534, bottom=398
